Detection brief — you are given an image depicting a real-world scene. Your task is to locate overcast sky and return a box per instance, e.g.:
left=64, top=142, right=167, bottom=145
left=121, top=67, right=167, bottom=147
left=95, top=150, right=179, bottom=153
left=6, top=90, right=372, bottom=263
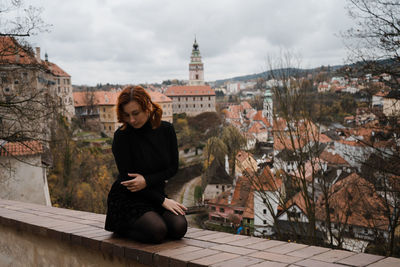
left=27, top=0, right=355, bottom=86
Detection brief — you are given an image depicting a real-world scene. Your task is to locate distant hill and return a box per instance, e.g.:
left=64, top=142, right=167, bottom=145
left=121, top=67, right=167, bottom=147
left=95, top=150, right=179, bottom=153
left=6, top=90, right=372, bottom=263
left=213, top=57, right=399, bottom=86
left=213, top=65, right=345, bottom=86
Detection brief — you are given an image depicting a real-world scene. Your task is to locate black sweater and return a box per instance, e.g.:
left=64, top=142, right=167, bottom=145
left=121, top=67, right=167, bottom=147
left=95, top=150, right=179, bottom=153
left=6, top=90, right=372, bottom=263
left=111, top=120, right=179, bottom=206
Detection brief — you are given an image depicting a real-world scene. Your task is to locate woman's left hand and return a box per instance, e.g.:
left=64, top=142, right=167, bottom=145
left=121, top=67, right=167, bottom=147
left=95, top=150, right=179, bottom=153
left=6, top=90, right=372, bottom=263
left=121, top=173, right=147, bottom=192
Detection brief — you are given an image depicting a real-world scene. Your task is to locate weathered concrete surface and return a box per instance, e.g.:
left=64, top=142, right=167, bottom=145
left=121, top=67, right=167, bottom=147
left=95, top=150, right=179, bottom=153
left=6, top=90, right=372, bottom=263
left=0, top=224, right=147, bottom=267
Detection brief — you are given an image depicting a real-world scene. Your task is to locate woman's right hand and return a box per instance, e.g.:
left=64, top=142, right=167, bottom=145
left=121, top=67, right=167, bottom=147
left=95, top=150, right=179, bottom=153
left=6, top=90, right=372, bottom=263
left=162, top=198, right=187, bottom=215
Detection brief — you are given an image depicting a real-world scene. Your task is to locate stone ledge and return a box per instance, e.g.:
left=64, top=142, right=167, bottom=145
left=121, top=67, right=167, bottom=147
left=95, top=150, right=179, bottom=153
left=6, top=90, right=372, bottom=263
left=0, top=199, right=399, bottom=267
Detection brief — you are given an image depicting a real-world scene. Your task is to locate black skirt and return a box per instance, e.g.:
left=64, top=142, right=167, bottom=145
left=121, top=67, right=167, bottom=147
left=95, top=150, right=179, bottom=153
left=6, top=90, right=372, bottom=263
left=104, top=179, right=165, bottom=232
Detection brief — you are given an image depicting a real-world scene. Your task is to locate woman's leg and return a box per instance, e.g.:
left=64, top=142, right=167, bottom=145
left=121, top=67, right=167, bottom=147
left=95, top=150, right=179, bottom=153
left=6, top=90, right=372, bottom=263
left=161, top=210, right=188, bottom=239
left=125, top=211, right=167, bottom=243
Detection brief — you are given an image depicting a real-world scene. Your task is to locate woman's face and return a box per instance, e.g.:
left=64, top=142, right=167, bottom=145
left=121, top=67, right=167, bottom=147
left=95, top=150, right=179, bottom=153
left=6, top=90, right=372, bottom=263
left=122, top=101, right=149, bottom=128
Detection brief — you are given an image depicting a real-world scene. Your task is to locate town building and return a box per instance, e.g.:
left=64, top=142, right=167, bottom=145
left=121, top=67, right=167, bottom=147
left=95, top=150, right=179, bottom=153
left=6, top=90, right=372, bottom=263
left=165, top=39, right=216, bottom=116
left=0, top=37, right=75, bottom=128
left=188, top=38, right=204, bottom=86
left=383, top=90, right=400, bottom=117
left=147, top=90, right=173, bottom=123
left=74, top=89, right=172, bottom=137
left=0, top=141, right=51, bottom=206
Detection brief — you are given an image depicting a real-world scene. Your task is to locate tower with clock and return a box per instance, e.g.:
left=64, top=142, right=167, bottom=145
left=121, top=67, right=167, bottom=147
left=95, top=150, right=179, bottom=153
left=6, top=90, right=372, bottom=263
left=189, top=38, right=204, bottom=85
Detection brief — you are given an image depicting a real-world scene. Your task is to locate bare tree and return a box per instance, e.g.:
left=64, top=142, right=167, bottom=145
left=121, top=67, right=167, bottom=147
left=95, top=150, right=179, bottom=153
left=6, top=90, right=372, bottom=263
left=0, top=0, right=50, bottom=37
left=221, top=125, right=246, bottom=177
left=0, top=1, right=55, bottom=182
left=343, top=0, right=400, bottom=256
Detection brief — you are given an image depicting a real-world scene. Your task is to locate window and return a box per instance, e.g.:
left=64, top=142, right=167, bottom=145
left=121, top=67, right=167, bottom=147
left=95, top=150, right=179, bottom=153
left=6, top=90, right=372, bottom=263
left=222, top=185, right=225, bottom=191
left=186, top=97, right=188, bottom=101
left=201, top=104, right=203, bottom=107
left=196, top=74, right=199, bottom=79
left=178, top=97, right=180, bottom=101
left=193, top=104, right=195, bottom=108
left=211, top=206, right=216, bottom=211
left=263, top=199, right=266, bottom=204
left=209, top=96, right=211, bottom=100
left=109, top=126, right=111, bottom=130
left=201, top=97, right=203, bottom=101
left=58, top=87, right=60, bottom=93
left=247, top=219, right=250, bottom=223
left=193, top=97, right=195, bottom=101
left=186, top=104, right=188, bottom=108
left=263, top=209, right=267, bottom=214
left=219, top=208, right=225, bottom=212
left=103, top=108, right=106, bottom=112
left=263, top=220, right=267, bottom=225
left=216, top=185, right=219, bottom=188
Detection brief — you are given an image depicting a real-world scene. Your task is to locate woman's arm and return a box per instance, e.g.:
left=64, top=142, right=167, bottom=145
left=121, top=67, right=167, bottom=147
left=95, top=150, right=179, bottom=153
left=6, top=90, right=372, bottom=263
left=143, top=124, right=179, bottom=188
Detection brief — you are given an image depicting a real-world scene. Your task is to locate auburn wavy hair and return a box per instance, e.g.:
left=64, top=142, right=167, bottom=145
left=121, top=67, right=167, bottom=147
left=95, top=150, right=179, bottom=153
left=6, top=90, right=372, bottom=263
left=116, top=85, right=163, bottom=130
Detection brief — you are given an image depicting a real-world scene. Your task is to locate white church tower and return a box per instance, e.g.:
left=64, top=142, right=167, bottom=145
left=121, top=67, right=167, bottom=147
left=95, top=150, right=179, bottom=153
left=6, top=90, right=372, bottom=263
left=189, top=38, right=204, bottom=85
left=263, top=88, right=273, bottom=126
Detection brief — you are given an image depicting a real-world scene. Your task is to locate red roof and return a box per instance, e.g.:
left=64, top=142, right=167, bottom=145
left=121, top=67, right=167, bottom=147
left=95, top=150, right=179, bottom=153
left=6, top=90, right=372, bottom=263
left=241, top=101, right=252, bottom=110
left=242, top=191, right=254, bottom=219
left=253, top=111, right=271, bottom=127
left=316, top=173, right=389, bottom=230
left=147, top=90, right=172, bottom=103
left=0, top=37, right=70, bottom=77
left=43, top=61, right=70, bottom=77
left=0, top=36, right=39, bottom=65
left=165, top=85, right=215, bottom=96
left=0, top=141, right=43, bottom=157
left=319, top=150, right=349, bottom=165
left=73, top=91, right=120, bottom=107
left=247, top=121, right=268, bottom=134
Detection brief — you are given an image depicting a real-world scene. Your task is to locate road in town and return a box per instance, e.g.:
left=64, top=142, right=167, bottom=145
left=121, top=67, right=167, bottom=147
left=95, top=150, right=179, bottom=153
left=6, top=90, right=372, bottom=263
left=171, top=176, right=202, bottom=227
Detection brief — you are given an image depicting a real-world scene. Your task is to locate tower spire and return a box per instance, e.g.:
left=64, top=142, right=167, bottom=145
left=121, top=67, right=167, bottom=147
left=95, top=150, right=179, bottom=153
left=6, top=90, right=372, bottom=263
left=189, top=37, right=204, bottom=85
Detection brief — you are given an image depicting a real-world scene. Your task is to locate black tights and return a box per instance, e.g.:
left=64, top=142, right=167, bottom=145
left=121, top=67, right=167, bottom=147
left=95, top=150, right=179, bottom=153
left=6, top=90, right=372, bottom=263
left=123, top=210, right=187, bottom=244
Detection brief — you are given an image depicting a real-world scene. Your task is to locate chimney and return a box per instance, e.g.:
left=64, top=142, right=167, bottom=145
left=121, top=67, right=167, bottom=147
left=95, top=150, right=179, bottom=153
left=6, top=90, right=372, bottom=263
left=35, top=47, right=41, bottom=62
left=14, top=46, right=20, bottom=63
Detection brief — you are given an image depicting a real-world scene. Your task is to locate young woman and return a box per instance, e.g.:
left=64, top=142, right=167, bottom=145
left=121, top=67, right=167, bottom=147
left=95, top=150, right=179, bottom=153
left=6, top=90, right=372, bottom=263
left=105, top=85, right=187, bottom=243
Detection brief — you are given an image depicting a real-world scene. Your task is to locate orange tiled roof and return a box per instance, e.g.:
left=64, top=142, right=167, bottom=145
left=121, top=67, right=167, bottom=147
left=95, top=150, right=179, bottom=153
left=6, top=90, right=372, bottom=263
left=43, top=61, right=70, bottom=77
left=0, top=141, right=43, bottom=157
left=73, top=91, right=119, bottom=107
left=245, top=109, right=257, bottom=120
left=285, top=192, right=308, bottom=216
left=242, top=191, right=254, bottom=219
left=319, top=150, right=349, bottom=165
left=236, top=150, right=253, bottom=163
left=247, top=121, right=268, bottom=134
left=253, top=111, right=271, bottom=128
left=147, top=91, right=172, bottom=103
left=251, top=166, right=282, bottom=191
left=241, top=101, right=252, bottom=110
left=231, top=176, right=252, bottom=207
left=316, top=173, right=389, bottom=230
left=224, top=109, right=240, bottom=120
left=0, top=37, right=39, bottom=65
left=165, top=85, right=215, bottom=96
